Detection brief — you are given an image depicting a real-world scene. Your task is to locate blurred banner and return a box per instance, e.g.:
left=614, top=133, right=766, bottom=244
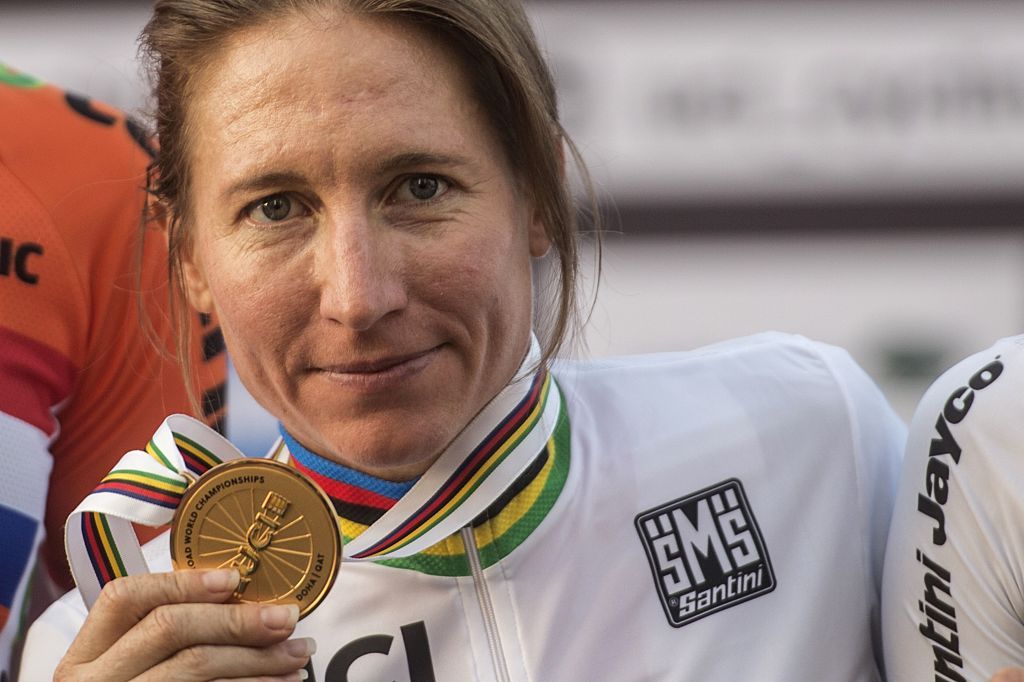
left=4, top=1, right=1023, bottom=207
left=531, top=1, right=1024, bottom=203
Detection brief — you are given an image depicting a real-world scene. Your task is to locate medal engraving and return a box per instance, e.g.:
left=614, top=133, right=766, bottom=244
left=231, top=491, right=290, bottom=598
left=170, top=459, right=340, bottom=618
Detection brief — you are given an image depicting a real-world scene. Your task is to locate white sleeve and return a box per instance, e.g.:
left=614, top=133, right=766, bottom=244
left=883, top=336, right=1024, bottom=682
left=0, top=412, right=53, bottom=680
left=17, top=590, right=86, bottom=682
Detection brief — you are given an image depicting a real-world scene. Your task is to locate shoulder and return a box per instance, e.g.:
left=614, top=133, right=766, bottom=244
left=552, top=333, right=903, bottom=496
left=553, top=331, right=806, bottom=375
left=556, top=331, right=853, bottom=375
left=0, top=67, right=152, bottom=217
left=912, top=335, right=1020, bottom=427
left=882, top=342, right=1024, bottom=679
left=553, top=332, right=886, bottom=419
left=0, top=69, right=156, bottom=346
left=905, top=335, right=1023, bottom=476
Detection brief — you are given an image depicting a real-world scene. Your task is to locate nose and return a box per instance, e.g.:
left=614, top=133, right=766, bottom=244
left=316, top=213, right=407, bottom=331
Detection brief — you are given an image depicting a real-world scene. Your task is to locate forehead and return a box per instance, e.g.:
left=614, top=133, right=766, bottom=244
left=187, top=10, right=491, bottom=179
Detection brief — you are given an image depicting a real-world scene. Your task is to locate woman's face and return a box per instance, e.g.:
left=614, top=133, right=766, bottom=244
left=181, top=11, right=549, bottom=479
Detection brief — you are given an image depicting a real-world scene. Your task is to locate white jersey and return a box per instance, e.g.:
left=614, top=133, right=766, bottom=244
left=883, top=335, right=1024, bottom=681
left=22, top=333, right=904, bottom=681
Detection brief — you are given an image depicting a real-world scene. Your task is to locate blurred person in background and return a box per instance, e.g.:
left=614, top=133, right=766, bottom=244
left=0, top=64, right=226, bottom=681
left=883, top=336, right=1024, bottom=681
left=23, top=1, right=904, bottom=680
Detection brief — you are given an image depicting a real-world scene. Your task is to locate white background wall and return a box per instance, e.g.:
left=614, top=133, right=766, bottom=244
left=4, top=1, right=1022, bottom=455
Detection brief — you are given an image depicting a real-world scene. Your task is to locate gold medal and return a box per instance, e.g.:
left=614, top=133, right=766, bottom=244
left=170, top=458, right=340, bottom=619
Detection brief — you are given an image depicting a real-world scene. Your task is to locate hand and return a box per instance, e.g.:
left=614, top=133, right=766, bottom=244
left=992, top=669, right=1024, bottom=682
left=54, top=569, right=314, bottom=681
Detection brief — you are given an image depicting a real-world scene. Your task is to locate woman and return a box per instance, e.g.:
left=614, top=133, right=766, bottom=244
left=883, top=336, right=1024, bottom=680
left=23, top=1, right=905, bottom=680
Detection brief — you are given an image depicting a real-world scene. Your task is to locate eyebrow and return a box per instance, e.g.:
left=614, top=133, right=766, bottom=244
left=221, top=171, right=310, bottom=202
left=371, top=151, right=473, bottom=175
left=221, top=152, right=474, bottom=201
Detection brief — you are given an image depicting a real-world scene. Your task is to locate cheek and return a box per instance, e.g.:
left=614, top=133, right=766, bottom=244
left=197, top=228, right=311, bottom=332
left=421, top=229, right=533, bottom=328
left=207, top=270, right=308, bottom=359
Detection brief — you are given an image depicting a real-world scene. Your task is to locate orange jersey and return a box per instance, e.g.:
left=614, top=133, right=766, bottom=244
left=0, top=64, right=226, bottom=675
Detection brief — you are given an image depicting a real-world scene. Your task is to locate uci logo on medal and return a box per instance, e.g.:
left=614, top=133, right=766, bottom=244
left=635, top=478, right=776, bottom=627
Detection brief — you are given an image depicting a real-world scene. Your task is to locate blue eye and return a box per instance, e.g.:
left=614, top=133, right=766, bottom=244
left=394, top=175, right=449, bottom=203
left=247, top=194, right=304, bottom=223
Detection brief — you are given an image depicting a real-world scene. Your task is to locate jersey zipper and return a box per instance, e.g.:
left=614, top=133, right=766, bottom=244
left=461, top=526, right=512, bottom=682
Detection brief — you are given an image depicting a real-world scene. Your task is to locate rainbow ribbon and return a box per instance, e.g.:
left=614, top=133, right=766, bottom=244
left=66, top=415, right=246, bottom=608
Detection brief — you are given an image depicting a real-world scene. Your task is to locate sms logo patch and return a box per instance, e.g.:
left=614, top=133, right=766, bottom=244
left=635, top=479, right=775, bottom=627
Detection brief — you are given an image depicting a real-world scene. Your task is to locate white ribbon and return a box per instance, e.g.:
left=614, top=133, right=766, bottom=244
left=66, top=415, right=245, bottom=608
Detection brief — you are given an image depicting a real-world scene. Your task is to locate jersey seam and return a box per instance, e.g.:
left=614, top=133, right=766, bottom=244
left=797, top=337, right=879, bottom=625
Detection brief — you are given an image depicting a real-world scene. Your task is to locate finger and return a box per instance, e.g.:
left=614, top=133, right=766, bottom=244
left=99, top=602, right=301, bottom=680
left=135, top=637, right=316, bottom=682
left=991, top=669, right=1024, bottom=682
left=62, top=569, right=239, bottom=667
left=211, top=674, right=309, bottom=682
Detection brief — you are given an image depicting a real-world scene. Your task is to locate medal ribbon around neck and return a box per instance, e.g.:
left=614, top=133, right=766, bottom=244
left=66, top=334, right=560, bottom=608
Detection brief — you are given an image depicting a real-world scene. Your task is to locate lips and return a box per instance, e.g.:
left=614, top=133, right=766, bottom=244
left=312, top=345, right=442, bottom=375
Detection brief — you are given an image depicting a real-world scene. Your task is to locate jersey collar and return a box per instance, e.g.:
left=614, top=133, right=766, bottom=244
left=273, top=334, right=565, bottom=563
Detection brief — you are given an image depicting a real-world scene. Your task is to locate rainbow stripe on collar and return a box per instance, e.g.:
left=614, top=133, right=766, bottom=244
left=287, top=432, right=416, bottom=526
left=379, top=395, right=570, bottom=577
left=353, top=369, right=551, bottom=558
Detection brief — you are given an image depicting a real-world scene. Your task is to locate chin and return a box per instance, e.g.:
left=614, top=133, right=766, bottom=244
left=317, top=414, right=453, bottom=478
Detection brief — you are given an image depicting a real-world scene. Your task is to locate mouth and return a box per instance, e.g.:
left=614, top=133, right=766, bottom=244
left=311, top=345, right=443, bottom=388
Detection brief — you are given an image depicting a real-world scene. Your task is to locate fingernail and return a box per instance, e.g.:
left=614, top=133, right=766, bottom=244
left=261, top=603, right=300, bottom=630
left=285, top=637, right=317, bottom=658
left=300, top=670, right=309, bottom=681
left=201, top=569, right=239, bottom=592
